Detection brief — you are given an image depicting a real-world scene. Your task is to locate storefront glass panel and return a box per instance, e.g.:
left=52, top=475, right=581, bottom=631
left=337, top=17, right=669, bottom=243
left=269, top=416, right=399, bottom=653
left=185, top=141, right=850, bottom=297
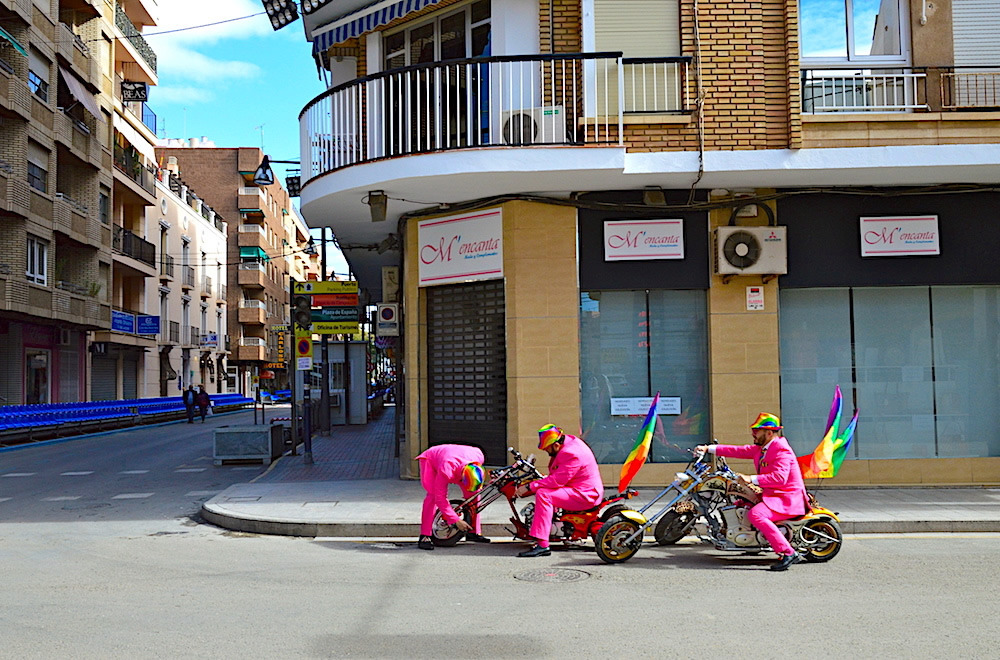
left=780, top=285, right=1000, bottom=459
left=580, top=289, right=709, bottom=464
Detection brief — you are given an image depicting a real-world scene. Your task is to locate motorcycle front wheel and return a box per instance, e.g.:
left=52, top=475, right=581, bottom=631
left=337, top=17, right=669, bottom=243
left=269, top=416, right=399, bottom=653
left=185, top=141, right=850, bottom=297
left=653, top=510, right=696, bottom=546
left=595, top=517, right=643, bottom=564
left=799, top=518, right=843, bottom=562
left=431, top=499, right=473, bottom=547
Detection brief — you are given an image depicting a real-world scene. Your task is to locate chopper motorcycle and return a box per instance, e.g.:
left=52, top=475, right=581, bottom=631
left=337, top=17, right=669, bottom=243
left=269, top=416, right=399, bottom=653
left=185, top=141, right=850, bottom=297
left=431, top=447, right=638, bottom=547
left=594, top=449, right=843, bottom=564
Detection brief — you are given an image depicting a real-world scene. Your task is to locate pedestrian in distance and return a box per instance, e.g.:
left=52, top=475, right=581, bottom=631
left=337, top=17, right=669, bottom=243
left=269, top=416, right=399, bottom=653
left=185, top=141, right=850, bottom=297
left=513, top=424, right=603, bottom=557
left=696, top=412, right=810, bottom=571
left=182, top=385, right=196, bottom=424
left=195, top=385, right=211, bottom=423
left=415, top=444, right=491, bottom=550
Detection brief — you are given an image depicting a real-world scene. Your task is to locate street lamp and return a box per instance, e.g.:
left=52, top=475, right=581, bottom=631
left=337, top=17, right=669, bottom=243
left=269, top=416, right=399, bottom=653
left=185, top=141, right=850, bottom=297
left=301, top=0, right=333, bottom=14
left=262, top=0, right=299, bottom=30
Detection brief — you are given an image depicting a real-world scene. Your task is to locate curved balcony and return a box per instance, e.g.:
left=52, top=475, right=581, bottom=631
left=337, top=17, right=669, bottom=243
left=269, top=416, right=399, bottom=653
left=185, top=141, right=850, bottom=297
left=299, top=52, right=692, bottom=183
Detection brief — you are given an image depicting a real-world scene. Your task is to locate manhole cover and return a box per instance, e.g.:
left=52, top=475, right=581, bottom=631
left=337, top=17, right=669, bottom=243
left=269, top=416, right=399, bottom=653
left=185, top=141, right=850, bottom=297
left=513, top=568, right=591, bottom=583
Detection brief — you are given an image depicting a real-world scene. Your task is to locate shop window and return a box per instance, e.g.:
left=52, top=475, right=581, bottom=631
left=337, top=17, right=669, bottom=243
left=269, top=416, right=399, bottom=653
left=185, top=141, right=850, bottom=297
left=26, top=235, right=48, bottom=285
left=580, top=289, right=709, bottom=464
left=780, top=285, right=1000, bottom=460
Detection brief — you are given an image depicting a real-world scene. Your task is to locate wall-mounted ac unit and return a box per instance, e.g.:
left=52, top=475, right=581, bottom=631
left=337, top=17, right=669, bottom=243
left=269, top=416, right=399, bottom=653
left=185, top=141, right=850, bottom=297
left=714, top=226, right=788, bottom=275
left=501, top=106, right=567, bottom=145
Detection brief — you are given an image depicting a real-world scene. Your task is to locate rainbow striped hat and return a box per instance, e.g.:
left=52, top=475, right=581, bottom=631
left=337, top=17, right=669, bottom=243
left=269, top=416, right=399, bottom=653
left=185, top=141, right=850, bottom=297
left=750, top=412, right=782, bottom=430
left=537, top=424, right=565, bottom=450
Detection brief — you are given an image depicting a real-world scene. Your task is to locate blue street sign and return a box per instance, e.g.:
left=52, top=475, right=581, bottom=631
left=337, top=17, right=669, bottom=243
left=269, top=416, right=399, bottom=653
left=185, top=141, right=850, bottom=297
left=137, top=315, right=160, bottom=335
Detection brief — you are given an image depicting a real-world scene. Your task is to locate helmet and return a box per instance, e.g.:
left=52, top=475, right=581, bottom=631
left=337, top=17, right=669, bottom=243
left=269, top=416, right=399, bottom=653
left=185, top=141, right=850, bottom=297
left=460, top=463, right=485, bottom=492
left=750, top=412, right=782, bottom=430
left=537, top=424, right=565, bottom=450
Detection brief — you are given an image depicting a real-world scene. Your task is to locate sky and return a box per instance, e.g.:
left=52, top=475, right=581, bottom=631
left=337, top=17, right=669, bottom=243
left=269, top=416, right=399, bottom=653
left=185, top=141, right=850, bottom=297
left=148, top=0, right=325, bottom=192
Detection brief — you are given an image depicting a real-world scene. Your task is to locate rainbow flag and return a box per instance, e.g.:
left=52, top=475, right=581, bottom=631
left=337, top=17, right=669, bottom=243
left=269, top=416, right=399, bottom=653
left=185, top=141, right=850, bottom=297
left=798, top=386, right=859, bottom=479
left=619, top=392, right=659, bottom=492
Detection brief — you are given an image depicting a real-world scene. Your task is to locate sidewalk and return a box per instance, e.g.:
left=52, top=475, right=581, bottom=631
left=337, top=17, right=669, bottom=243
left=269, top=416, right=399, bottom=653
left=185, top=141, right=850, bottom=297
left=201, top=405, right=1000, bottom=538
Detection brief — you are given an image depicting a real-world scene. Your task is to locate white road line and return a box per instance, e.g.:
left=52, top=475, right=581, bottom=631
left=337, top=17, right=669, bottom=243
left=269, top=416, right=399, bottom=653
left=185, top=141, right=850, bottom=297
left=231, top=467, right=261, bottom=471
left=185, top=490, right=220, bottom=497
left=174, top=468, right=206, bottom=473
left=61, top=471, right=94, bottom=476
left=2, top=473, right=37, bottom=478
left=0, top=497, right=12, bottom=502
left=119, top=470, right=149, bottom=474
left=111, top=493, right=154, bottom=499
left=43, top=496, right=82, bottom=501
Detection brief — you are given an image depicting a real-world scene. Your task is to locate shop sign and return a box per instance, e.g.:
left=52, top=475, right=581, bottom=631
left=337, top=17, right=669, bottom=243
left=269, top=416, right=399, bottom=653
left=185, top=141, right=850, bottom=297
left=418, top=208, right=503, bottom=286
left=276, top=329, right=286, bottom=361
left=603, top=219, right=684, bottom=261
left=860, top=215, right=940, bottom=257
left=111, top=310, right=135, bottom=334
left=200, top=332, right=218, bottom=348
left=137, top=315, right=160, bottom=335
left=610, top=396, right=682, bottom=416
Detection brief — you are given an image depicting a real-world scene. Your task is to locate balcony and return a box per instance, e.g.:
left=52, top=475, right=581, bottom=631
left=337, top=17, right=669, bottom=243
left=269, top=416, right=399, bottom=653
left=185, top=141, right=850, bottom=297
left=238, top=299, right=267, bottom=325
left=112, top=225, right=156, bottom=267
left=161, top=319, right=179, bottom=344
left=237, top=223, right=267, bottom=249
left=115, top=2, right=157, bottom=75
left=299, top=53, right=691, bottom=181
left=237, top=262, right=267, bottom=288
left=236, top=337, right=267, bottom=362
left=113, top=143, right=156, bottom=196
left=182, top=265, right=195, bottom=289
left=202, top=276, right=213, bottom=298
left=238, top=186, right=266, bottom=214
left=160, top=253, right=174, bottom=279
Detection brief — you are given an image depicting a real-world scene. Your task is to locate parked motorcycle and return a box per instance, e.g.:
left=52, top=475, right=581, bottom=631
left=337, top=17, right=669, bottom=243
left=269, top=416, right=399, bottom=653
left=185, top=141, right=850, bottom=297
left=594, top=449, right=843, bottom=564
left=432, top=447, right=638, bottom=547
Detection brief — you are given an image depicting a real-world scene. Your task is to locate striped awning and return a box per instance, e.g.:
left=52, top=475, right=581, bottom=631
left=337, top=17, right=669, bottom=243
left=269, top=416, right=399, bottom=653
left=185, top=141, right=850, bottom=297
left=311, top=0, right=443, bottom=53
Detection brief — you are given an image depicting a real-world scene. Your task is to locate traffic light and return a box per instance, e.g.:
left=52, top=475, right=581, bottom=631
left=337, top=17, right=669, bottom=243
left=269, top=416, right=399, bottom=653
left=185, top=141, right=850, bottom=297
left=293, top=295, right=312, bottom=331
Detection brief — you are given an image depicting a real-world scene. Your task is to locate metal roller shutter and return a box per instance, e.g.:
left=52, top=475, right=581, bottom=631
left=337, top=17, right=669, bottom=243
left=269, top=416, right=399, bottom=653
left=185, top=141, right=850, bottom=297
left=122, top=356, right=138, bottom=400
left=426, top=280, right=507, bottom=464
left=91, top=355, right=117, bottom=401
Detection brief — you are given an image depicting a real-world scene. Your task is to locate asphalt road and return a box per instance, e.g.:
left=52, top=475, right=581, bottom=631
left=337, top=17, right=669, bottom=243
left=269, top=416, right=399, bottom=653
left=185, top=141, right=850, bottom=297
left=0, top=409, right=270, bottom=522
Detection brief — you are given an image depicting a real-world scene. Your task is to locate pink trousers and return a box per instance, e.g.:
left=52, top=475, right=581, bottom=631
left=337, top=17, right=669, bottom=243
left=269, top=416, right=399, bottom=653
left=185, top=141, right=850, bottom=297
left=419, top=463, right=481, bottom=536
left=529, top=487, right=598, bottom=548
left=747, top=501, right=796, bottom=556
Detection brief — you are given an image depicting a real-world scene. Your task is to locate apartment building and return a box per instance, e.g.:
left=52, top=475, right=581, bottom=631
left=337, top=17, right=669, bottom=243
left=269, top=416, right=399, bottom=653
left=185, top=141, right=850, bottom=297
left=155, top=143, right=313, bottom=397
left=149, top=158, right=228, bottom=397
left=298, top=0, right=1000, bottom=486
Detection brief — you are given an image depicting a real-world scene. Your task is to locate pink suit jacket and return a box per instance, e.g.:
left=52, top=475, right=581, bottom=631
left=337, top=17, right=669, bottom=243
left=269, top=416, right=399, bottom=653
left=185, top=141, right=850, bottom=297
left=714, top=437, right=808, bottom=517
left=417, top=444, right=484, bottom=525
left=528, top=435, right=604, bottom=506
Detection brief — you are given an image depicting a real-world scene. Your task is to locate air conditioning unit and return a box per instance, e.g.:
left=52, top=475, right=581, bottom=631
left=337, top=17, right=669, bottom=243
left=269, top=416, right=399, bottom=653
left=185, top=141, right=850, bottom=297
left=714, top=226, right=788, bottom=275
left=501, top=106, right=567, bottom=145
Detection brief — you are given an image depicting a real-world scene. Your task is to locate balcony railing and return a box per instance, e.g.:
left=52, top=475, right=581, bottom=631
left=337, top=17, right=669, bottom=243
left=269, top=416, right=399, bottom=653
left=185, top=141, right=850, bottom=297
left=240, top=337, right=266, bottom=347
left=203, top=276, right=212, bottom=296
left=113, top=143, right=156, bottom=195
left=299, top=53, right=691, bottom=180
left=160, top=253, right=174, bottom=277
left=112, top=225, right=156, bottom=266
left=115, top=2, right=157, bottom=74
left=183, top=265, right=195, bottom=288
left=239, top=299, right=266, bottom=310
left=168, top=320, right=179, bottom=343
left=940, top=67, right=1000, bottom=110
left=802, top=68, right=928, bottom=113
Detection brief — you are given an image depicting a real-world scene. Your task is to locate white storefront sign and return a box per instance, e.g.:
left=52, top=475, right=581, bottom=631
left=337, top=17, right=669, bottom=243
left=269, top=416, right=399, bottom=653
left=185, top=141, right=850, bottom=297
left=610, top=396, right=682, bottom=416
left=603, top=219, right=684, bottom=260
left=860, top=215, right=940, bottom=257
left=418, top=209, right=503, bottom=286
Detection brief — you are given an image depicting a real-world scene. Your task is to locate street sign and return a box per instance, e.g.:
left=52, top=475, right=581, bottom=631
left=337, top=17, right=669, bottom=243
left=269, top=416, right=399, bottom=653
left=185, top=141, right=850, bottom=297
left=312, top=321, right=360, bottom=335
left=293, top=281, right=358, bottom=295
left=294, top=334, right=313, bottom=359
left=297, top=356, right=313, bottom=371
left=376, top=303, right=399, bottom=336
left=311, top=293, right=359, bottom=307
left=312, top=307, right=359, bottom=322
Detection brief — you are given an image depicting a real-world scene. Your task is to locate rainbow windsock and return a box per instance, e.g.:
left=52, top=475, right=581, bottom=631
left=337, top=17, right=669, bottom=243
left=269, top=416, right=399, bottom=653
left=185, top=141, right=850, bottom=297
left=798, top=385, right=859, bottom=479
left=619, top=392, right=659, bottom=492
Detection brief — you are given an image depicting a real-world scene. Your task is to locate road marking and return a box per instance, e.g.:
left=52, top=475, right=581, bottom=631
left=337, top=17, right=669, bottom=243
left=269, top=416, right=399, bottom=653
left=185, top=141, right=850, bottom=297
left=0, top=497, right=11, bottom=502
left=185, top=490, right=219, bottom=497
left=43, top=496, right=82, bottom=501
left=2, top=473, right=37, bottom=477
left=232, top=467, right=261, bottom=471
left=119, top=470, right=149, bottom=474
left=175, top=468, right=207, bottom=473
left=61, top=471, right=94, bottom=476
left=111, top=493, right=154, bottom=499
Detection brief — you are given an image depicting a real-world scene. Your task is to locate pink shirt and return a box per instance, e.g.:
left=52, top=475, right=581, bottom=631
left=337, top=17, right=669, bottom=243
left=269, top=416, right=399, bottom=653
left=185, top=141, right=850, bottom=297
left=528, top=435, right=603, bottom=506
left=417, top=444, right=484, bottom=525
left=713, top=436, right=808, bottom=517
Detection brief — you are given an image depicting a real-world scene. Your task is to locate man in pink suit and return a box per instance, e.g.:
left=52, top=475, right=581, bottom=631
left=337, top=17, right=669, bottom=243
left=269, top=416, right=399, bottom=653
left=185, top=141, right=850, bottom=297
left=514, top=424, right=604, bottom=558
left=696, top=412, right=809, bottom=571
left=416, top=444, right=491, bottom=550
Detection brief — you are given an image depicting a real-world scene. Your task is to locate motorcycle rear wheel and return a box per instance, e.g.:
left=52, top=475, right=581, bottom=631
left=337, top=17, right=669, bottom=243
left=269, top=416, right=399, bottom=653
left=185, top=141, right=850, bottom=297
left=653, top=510, right=695, bottom=546
left=431, top=499, right=473, bottom=547
left=800, top=518, right=843, bottom=562
left=595, top=517, right=643, bottom=564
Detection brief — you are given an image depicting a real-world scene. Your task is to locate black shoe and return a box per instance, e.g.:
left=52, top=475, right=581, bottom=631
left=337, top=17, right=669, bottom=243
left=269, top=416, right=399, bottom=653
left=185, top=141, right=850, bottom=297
left=517, top=544, right=551, bottom=558
left=465, top=532, right=491, bottom=544
left=417, top=536, right=434, bottom=551
left=769, top=552, right=803, bottom=571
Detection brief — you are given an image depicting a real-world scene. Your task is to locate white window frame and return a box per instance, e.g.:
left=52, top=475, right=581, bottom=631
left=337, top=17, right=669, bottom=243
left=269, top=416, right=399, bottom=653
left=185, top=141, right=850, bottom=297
left=26, top=235, right=48, bottom=285
left=800, top=0, right=912, bottom=68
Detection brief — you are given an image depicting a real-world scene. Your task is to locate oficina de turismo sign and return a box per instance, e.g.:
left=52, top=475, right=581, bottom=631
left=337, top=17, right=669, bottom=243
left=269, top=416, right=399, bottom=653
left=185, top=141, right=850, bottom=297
left=860, top=215, right=940, bottom=257
left=418, top=208, right=503, bottom=286
left=604, top=219, right=684, bottom=260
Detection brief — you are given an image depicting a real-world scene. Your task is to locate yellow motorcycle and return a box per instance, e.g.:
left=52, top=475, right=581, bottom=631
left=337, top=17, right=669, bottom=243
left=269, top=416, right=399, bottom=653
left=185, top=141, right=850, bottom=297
left=594, top=449, right=843, bottom=564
